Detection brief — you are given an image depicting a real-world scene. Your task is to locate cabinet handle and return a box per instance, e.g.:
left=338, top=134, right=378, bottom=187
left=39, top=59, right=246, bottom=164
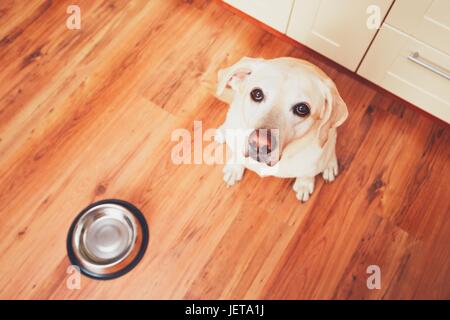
left=407, top=52, right=450, bottom=80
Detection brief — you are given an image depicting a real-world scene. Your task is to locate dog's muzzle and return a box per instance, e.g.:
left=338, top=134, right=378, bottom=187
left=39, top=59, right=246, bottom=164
left=246, top=129, right=280, bottom=166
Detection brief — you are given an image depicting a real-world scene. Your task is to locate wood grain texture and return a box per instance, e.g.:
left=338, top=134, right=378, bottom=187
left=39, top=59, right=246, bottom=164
left=0, top=0, right=449, bottom=300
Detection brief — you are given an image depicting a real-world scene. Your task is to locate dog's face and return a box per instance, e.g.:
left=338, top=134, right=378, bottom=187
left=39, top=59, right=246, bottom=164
left=216, top=57, right=348, bottom=166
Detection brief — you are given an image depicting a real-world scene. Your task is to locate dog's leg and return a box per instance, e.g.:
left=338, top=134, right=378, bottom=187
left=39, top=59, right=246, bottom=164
left=322, top=151, right=339, bottom=183
left=223, top=159, right=245, bottom=187
left=293, top=177, right=315, bottom=202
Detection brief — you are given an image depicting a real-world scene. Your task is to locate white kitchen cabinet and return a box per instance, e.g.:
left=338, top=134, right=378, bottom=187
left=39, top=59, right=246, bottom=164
left=358, top=24, right=450, bottom=123
left=223, top=0, right=294, bottom=33
left=286, top=0, right=393, bottom=71
left=386, top=0, right=450, bottom=55
left=359, top=0, right=450, bottom=123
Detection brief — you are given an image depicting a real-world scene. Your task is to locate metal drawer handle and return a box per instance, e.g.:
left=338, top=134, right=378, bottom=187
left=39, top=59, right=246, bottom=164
left=407, top=52, right=450, bottom=80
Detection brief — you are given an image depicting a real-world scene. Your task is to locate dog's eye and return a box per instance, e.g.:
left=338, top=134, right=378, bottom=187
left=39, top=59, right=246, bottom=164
left=250, top=88, right=264, bottom=102
left=292, top=103, right=310, bottom=117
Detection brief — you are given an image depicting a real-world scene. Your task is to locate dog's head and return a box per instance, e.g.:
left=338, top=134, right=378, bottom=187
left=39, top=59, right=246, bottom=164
left=216, top=57, right=348, bottom=166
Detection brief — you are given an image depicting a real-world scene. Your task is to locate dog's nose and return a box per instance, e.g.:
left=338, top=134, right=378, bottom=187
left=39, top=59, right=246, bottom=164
left=247, top=129, right=278, bottom=164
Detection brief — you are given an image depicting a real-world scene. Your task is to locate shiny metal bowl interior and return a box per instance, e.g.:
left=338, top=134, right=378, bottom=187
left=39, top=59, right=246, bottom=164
left=67, top=200, right=148, bottom=279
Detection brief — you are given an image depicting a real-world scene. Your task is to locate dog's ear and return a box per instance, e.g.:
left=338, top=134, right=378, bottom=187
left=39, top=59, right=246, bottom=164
left=317, top=79, right=348, bottom=148
left=216, top=57, right=262, bottom=103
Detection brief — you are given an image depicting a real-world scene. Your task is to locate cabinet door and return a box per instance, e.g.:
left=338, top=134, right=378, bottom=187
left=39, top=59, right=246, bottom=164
left=287, top=0, right=393, bottom=70
left=223, top=0, right=294, bottom=33
left=386, top=0, right=450, bottom=55
left=358, top=24, right=450, bottom=123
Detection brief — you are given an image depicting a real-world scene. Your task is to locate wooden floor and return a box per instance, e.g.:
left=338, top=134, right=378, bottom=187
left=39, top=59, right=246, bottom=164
left=0, top=0, right=449, bottom=300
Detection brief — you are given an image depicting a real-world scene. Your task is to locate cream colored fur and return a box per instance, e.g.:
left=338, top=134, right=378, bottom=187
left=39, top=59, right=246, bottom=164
left=215, top=57, right=348, bottom=202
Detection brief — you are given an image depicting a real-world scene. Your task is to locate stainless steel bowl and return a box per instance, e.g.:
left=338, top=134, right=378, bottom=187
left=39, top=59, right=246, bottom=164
left=67, top=200, right=149, bottom=280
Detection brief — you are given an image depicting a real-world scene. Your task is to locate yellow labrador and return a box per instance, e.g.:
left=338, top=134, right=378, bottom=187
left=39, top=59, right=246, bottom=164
left=215, top=57, right=348, bottom=202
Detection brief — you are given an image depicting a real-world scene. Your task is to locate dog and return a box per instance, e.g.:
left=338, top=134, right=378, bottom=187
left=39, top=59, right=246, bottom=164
left=214, top=57, right=348, bottom=202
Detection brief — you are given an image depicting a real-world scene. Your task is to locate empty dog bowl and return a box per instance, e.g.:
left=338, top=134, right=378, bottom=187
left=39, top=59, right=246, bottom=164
left=67, top=199, right=149, bottom=280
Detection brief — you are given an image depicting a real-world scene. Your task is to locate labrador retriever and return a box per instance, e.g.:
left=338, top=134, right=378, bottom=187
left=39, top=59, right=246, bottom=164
left=214, top=57, right=348, bottom=202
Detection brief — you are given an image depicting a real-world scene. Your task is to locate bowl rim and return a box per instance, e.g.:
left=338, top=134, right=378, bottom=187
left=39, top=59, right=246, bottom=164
left=67, top=199, right=149, bottom=280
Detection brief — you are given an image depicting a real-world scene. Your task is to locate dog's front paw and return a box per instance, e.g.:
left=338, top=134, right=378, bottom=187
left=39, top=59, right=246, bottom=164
left=293, top=177, right=315, bottom=202
left=214, top=126, right=226, bottom=144
left=223, top=163, right=245, bottom=187
left=322, top=157, right=338, bottom=183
